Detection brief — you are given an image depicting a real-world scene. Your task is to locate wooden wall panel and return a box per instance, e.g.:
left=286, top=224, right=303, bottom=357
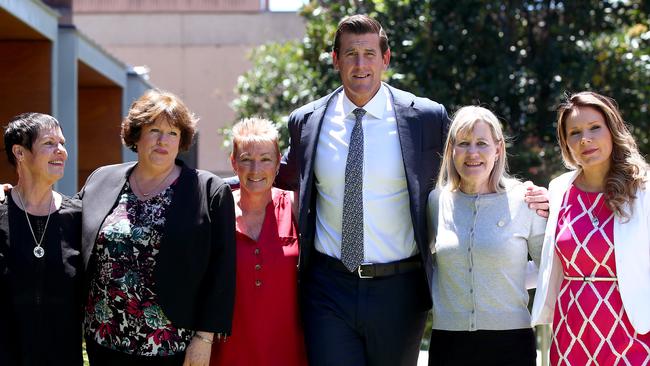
left=77, top=86, right=123, bottom=187
left=0, top=41, right=52, bottom=184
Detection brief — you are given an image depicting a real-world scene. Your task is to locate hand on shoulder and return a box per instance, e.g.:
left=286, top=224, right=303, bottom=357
left=0, top=183, right=13, bottom=203
left=524, top=180, right=549, bottom=218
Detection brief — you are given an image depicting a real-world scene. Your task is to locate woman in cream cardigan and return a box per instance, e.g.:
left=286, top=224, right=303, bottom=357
left=427, top=106, right=546, bottom=366
left=531, top=91, right=650, bottom=365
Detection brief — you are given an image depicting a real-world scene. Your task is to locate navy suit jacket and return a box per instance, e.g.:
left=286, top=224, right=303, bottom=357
left=276, top=83, right=450, bottom=292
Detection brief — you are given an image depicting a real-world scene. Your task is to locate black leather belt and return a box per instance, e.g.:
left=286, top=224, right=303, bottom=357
left=312, top=251, right=422, bottom=278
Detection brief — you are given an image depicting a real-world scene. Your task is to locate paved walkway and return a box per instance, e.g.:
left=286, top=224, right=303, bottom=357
left=418, top=351, right=427, bottom=366
left=418, top=350, right=545, bottom=365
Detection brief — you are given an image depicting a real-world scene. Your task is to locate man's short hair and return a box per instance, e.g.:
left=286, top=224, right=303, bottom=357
left=333, top=14, right=389, bottom=55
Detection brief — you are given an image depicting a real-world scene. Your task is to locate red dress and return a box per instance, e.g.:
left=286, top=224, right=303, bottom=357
left=210, top=188, right=307, bottom=366
left=552, top=185, right=650, bottom=365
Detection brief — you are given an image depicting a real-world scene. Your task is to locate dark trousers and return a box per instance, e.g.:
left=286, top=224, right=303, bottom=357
left=86, top=340, right=186, bottom=366
left=301, top=253, right=430, bottom=366
left=428, top=328, right=537, bottom=366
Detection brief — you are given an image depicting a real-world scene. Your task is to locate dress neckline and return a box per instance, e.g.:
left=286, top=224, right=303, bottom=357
left=571, top=183, right=604, bottom=195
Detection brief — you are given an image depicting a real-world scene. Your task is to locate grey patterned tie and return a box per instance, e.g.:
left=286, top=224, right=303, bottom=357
left=341, top=108, right=366, bottom=271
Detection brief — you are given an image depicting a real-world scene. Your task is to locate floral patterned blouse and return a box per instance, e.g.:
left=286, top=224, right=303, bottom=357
left=84, top=182, right=192, bottom=356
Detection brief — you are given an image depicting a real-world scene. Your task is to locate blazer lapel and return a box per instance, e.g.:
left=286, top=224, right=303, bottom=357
left=532, top=170, right=579, bottom=324
left=82, top=163, right=134, bottom=269
left=298, top=89, right=340, bottom=219
left=390, top=87, right=421, bottom=217
left=157, top=163, right=199, bottom=269
left=300, top=107, right=325, bottom=187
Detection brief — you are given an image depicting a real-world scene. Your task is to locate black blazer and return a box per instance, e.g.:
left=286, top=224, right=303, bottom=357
left=78, top=160, right=236, bottom=334
left=276, top=83, right=450, bottom=292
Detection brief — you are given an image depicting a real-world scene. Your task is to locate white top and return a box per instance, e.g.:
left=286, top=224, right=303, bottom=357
left=313, top=85, right=416, bottom=263
left=531, top=170, right=650, bottom=335
left=427, top=183, right=546, bottom=331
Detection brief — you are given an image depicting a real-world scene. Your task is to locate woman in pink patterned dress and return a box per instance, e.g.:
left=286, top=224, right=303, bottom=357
left=532, top=91, right=650, bottom=365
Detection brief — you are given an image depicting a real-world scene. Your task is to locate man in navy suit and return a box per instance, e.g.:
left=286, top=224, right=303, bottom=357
left=275, top=15, right=448, bottom=366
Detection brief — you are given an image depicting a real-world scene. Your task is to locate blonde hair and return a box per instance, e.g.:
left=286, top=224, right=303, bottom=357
left=231, top=117, right=280, bottom=157
left=557, top=91, right=648, bottom=219
left=437, top=106, right=511, bottom=192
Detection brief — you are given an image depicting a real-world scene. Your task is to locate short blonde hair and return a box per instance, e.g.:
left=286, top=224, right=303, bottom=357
left=122, top=89, right=198, bottom=152
left=556, top=91, right=648, bottom=219
left=437, top=106, right=511, bottom=192
left=231, top=117, right=280, bottom=157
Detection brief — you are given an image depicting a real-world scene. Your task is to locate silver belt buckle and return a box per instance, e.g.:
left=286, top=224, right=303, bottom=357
left=357, top=263, right=373, bottom=279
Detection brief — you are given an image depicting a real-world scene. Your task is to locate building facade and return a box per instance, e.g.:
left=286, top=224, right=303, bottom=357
left=72, top=0, right=305, bottom=175
left=0, top=0, right=150, bottom=195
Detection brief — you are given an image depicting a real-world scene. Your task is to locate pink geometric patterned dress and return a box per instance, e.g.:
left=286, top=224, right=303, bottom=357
left=552, top=185, right=650, bottom=365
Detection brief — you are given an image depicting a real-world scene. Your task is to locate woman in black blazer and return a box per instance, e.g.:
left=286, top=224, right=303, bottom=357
left=79, top=90, right=235, bottom=366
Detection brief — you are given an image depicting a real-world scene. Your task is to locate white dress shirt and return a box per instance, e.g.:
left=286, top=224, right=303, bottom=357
left=313, top=85, right=417, bottom=263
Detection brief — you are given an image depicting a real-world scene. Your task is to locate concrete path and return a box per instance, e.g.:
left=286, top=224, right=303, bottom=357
left=418, top=350, right=545, bottom=365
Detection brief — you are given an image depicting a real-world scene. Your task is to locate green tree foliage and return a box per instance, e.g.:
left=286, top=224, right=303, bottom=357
left=229, top=42, right=316, bottom=151
left=231, top=0, right=649, bottom=184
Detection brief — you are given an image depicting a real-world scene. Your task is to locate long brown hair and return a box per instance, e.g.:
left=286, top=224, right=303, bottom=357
left=556, top=91, right=648, bottom=219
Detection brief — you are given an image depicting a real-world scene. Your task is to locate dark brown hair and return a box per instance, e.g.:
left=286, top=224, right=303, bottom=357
left=557, top=91, right=648, bottom=219
left=121, top=89, right=197, bottom=152
left=333, top=14, right=389, bottom=55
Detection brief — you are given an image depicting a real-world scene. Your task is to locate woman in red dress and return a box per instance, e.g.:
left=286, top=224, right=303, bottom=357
left=210, top=118, right=307, bottom=366
left=532, top=92, right=650, bottom=365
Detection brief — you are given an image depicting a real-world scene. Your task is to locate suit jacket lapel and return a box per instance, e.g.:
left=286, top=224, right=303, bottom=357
left=300, top=107, right=325, bottom=187
left=299, top=88, right=341, bottom=219
left=390, top=87, right=421, bottom=216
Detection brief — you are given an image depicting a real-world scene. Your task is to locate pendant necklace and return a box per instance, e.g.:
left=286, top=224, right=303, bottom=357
left=15, top=189, right=53, bottom=258
left=583, top=191, right=604, bottom=228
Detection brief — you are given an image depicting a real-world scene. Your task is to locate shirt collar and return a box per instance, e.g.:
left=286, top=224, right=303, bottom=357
left=340, top=84, right=388, bottom=120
